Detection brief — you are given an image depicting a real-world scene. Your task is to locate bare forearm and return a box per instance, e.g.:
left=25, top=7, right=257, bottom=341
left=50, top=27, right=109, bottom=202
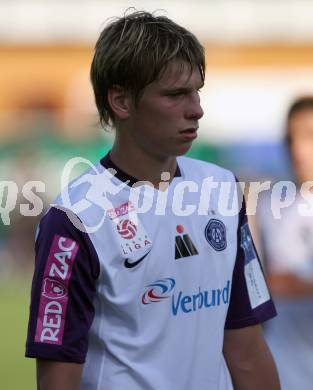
left=37, top=359, right=83, bottom=390
left=223, top=326, right=280, bottom=390
left=226, top=340, right=280, bottom=390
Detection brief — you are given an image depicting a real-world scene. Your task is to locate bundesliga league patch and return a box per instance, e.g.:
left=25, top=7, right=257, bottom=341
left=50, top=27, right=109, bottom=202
left=241, top=223, right=270, bottom=309
left=205, top=219, right=227, bottom=251
left=109, top=202, right=152, bottom=262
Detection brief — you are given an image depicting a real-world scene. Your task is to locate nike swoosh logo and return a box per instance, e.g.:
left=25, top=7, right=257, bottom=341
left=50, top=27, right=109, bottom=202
left=124, top=251, right=150, bottom=269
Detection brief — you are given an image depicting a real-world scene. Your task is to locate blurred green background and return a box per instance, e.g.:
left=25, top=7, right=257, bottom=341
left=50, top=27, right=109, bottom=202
left=0, top=279, right=35, bottom=388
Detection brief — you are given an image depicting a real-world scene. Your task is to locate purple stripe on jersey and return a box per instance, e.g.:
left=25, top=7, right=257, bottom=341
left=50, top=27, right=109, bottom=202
left=35, top=235, right=79, bottom=345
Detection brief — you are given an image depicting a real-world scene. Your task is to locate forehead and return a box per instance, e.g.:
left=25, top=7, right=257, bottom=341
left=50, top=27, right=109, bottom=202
left=289, top=109, right=313, bottom=137
left=155, top=60, right=203, bottom=88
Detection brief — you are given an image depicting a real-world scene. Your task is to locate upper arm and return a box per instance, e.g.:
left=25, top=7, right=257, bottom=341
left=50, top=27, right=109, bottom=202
left=37, top=359, right=83, bottom=390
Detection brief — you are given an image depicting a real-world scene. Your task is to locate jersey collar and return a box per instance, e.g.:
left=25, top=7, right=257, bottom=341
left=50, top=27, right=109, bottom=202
left=100, top=152, right=181, bottom=186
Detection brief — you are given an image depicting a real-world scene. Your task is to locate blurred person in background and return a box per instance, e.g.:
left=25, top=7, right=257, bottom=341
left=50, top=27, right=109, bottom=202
left=257, top=97, right=313, bottom=390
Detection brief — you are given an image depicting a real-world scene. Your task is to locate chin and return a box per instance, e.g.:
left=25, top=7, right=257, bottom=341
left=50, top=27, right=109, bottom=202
left=169, top=142, right=192, bottom=156
left=158, top=142, right=193, bottom=158
left=175, top=143, right=193, bottom=156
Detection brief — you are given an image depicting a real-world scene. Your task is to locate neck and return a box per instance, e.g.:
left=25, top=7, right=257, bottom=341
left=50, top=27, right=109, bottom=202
left=110, top=142, right=177, bottom=187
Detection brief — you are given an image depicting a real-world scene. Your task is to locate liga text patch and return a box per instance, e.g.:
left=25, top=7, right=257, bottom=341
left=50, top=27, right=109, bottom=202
left=35, top=235, right=79, bottom=344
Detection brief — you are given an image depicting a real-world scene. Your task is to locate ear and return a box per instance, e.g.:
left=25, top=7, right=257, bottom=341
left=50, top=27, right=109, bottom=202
left=107, top=85, right=132, bottom=120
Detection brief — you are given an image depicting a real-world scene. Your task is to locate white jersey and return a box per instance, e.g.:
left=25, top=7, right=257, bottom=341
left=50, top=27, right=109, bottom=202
left=26, top=154, right=276, bottom=390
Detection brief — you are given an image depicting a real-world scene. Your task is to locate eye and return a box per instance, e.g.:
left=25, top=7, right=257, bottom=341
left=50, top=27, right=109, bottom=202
left=167, top=91, right=185, bottom=97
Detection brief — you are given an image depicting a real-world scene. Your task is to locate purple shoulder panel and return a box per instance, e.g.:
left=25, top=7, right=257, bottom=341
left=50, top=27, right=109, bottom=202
left=225, top=198, right=277, bottom=329
left=25, top=207, right=100, bottom=363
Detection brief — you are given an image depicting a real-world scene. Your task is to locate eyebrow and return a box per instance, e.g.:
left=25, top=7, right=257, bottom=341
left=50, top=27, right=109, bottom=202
left=161, top=83, right=204, bottom=94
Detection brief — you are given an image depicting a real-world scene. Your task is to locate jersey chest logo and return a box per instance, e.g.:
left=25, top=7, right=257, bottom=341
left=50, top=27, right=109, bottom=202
left=175, top=224, right=198, bottom=260
left=124, top=251, right=150, bottom=268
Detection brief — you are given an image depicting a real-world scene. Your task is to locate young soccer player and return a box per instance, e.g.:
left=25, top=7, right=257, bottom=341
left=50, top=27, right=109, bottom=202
left=26, top=11, right=280, bottom=389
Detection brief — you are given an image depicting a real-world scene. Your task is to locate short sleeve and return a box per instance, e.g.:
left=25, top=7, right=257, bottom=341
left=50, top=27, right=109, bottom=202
left=25, top=206, right=100, bottom=363
left=225, top=197, right=277, bottom=329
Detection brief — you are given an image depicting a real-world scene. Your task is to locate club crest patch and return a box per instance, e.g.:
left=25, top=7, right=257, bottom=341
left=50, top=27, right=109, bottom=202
left=205, top=219, right=227, bottom=251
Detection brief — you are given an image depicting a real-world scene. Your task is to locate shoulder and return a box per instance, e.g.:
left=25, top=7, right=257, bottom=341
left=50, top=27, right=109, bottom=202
left=36, top=205, right=100, bottom=279
left=53, top=159, right=105, bottom=207
left=36, top=206, right=88, bottom=252
left=51, top=159, right=123, bottom=222
left=37, top=160, right=107, bottom=242
left=177, top=156, right=235, bottom=182
left=38, top=205, right=82, bottom=233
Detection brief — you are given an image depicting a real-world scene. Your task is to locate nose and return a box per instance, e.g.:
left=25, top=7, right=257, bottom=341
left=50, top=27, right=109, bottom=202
left=186, top=91, right=204, bottom=120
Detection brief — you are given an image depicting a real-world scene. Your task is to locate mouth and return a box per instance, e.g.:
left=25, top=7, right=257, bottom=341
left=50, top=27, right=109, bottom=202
left=179, top=128, right=198, bottom=140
